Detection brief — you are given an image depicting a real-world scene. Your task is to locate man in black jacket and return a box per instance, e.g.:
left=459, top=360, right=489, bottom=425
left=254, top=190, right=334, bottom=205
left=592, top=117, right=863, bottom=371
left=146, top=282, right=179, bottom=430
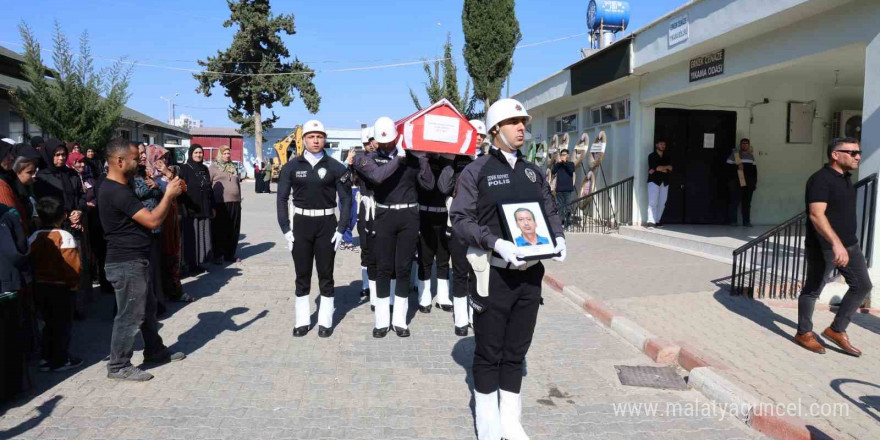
left=277, top=120, right=352, bottom=338
left=551, top=149, right=576, bottom=228
left=354, top=116, right=434, bottom=338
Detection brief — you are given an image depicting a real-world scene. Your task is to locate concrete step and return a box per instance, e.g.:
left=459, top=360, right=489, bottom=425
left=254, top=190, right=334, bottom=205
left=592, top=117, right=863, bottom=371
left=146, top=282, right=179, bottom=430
left=618, top=226, right=745, bottom=264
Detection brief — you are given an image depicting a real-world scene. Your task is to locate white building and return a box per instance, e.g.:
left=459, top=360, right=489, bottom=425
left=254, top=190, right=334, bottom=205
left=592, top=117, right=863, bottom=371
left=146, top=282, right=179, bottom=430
left=170, top=113, right=203, bottom=129
left=513, top=0, right=880, bottom=261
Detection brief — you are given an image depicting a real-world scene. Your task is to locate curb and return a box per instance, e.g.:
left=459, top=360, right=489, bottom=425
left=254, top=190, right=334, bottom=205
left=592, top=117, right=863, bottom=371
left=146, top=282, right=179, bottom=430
left=544, top=271, right=841, bottom=440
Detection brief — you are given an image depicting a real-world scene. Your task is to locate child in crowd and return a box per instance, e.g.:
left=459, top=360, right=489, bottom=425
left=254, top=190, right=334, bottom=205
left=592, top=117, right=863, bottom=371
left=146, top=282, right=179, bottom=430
left=28, top=197, right=82, bottom=372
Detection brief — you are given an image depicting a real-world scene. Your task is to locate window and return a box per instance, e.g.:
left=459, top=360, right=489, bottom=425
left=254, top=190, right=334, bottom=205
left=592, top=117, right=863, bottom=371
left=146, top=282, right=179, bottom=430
left=142, top=134, right=150, bottom=144
left=8, top=112, right=24, bottom=142
left=554, top=113, right=577, bottom=134
left=120, top=130, right=131, bottom=140
left=27, top=121, right=43, bottom=140
left=590, top=98, right=630, bottom=126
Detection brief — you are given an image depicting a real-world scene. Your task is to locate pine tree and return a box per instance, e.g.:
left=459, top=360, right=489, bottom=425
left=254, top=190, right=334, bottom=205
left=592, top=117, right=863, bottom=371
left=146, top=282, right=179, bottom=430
left=462, top=0, right=522, bottom=108
left=12, top=22, right=132, bottom=150
left=409, top=34, right=479, bottom=119
left=194, top=0, right=320, bottom=164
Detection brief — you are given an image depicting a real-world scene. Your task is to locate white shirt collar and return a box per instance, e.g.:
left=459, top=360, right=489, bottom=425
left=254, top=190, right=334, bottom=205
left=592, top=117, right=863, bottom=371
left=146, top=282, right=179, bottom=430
left=493, top=146, right=518, bottom=169
left=304, top=149, right=324, bottom=167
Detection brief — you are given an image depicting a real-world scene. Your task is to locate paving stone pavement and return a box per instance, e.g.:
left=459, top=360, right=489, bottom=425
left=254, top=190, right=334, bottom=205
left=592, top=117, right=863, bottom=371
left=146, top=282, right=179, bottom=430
left=559, top=234, right=880, bottom=440
left=1, top=191, right=763, bottom=440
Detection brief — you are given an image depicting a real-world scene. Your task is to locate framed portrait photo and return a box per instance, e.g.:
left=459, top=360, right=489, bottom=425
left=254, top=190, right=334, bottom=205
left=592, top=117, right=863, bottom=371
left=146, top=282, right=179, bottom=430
left=497, top=201, right=559, bottom=260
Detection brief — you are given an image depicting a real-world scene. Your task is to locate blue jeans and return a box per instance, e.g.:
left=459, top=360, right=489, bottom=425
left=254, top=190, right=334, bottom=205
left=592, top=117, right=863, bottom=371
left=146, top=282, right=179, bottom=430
left=106, top=259, right=166, bottom=372
left=341, top=188, right=359, bottom=244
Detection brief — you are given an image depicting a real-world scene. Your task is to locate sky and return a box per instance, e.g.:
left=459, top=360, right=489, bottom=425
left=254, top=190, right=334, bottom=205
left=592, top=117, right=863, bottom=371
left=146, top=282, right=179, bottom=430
left=2, top=0, right=681, bottom=130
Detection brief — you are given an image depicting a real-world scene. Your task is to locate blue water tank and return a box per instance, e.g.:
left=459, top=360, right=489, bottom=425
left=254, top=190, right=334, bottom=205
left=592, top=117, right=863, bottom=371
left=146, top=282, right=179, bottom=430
left=587, top=0, right=630, bottom=31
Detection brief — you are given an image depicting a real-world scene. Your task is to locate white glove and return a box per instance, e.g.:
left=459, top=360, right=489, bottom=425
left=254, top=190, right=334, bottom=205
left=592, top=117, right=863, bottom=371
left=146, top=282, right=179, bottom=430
left=395, top=143, right=406, bottom=159
left=284, top=231, right=294, bottom=252
left=552, top=237, right=567, bottom=263
left=331, top=231, right=344, bottom=252
left=494, top=239, right=525, bottom=268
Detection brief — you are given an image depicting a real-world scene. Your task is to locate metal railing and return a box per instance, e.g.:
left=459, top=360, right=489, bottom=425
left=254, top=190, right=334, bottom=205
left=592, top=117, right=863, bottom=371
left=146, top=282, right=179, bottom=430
left=730, top=173, right=878, bottom=299
left=563, top=177, right=633, bottom=234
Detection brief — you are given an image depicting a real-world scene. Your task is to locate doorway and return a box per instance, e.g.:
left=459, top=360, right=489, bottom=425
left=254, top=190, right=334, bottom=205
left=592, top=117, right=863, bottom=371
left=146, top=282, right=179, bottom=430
left=653, top=109, right=737, bottom=224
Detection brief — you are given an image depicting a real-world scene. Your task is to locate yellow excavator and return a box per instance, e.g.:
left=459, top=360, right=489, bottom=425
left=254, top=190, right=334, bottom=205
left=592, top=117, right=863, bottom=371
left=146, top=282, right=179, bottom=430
left=272, top=125, right=303, bottom=165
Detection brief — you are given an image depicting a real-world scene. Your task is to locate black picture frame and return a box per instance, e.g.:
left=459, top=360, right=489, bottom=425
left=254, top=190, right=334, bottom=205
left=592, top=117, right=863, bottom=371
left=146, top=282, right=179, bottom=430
left=497, top=200, right=559, bottom=261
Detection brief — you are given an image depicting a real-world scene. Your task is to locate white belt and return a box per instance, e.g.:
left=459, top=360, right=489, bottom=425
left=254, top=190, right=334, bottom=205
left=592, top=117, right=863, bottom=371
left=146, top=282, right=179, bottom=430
left=420, top=205, right=447, bottom=213
left=293, top=207, right=334, bottom=217
left=376, top=203, right=419, bottom=210
left=490, top=256, right=540, bottom=271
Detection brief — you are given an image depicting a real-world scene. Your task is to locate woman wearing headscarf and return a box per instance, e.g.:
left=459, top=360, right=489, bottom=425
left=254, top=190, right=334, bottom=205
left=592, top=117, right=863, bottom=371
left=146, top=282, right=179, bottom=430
left=209, top=145, right=242, bottom=263
left=145, top=145, right=194, bottom=302
left=178, top=144, right=214, bottom=274
left=254, top=161, right=264, bottom=193
left=34, top=139, right=85, bottom=230
left=131, top=143, right=169, bottom=315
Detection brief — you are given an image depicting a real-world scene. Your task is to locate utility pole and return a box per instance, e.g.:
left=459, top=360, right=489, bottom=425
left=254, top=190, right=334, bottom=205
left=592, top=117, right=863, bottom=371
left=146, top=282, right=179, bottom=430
left=159, top=93, right=180, bottom=124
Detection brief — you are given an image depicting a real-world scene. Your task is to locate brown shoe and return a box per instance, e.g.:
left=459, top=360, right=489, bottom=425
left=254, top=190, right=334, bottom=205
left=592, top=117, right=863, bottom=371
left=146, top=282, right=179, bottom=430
left=822, top=327, right=862, bottom=357
left=794, top=332, right=826, bottom=354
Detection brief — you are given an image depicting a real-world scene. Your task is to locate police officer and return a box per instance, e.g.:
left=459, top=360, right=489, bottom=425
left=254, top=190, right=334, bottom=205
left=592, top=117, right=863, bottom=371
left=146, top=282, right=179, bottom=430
left=348, top=127, right=378, bottom=304
left=277, top=120, right=352, bottom=338
left=355, top=116, right=435, bottom=338
left=436, top=119, right=488, bottom=336
left=416, top=153, right=454, bottom=314
left=450, top=100, right=566, bottom=440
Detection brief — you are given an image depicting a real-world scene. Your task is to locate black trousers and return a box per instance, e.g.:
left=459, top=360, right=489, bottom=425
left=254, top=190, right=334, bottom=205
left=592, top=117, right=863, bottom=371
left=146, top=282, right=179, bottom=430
left=449, top=232, right=472, bottom=298
left=357, top=200, right=377, bottom=280
left=292, top=214, right=337, bottom=298
left=212, top=202, right=242, bottom=261
left=0, top=295, right=25, bottom=403
left=254, top=172, right=263, bottom=193
left=728, top=181, right=755, bottom=224
left=36, top=284, right=75, bottom=368
left=417, top=211, right=450, bottom=281
left=374, top=206, right=420, bottom=299
left=471, top=263, right=544, bottom=394
left=797, top=244, right=872, bottom=335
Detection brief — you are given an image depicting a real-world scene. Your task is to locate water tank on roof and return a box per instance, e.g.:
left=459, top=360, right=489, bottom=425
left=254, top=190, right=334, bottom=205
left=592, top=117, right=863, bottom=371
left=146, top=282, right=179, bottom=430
left=587, top=0, right=630, bottom=31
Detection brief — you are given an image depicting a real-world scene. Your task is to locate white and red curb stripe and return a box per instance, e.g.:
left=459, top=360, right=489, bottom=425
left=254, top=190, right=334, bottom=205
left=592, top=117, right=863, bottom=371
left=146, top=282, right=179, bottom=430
left=543, top=272, right=843, bottom=440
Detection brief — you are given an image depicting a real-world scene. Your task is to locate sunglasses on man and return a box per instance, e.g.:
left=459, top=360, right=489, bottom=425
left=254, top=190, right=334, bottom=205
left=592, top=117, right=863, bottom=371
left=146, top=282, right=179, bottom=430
left=835, top=149, right=862, bottom=157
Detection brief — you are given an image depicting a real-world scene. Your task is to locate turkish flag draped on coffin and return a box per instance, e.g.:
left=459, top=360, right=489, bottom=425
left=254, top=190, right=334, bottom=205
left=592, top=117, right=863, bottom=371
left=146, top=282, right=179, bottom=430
left=395, top=99, right=477, bottom=155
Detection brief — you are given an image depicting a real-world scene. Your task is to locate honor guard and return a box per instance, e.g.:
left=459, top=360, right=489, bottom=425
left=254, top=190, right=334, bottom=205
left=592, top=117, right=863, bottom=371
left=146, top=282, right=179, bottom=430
left=415, top=154, right=454, bottom=314
left=277, top=120, right=353, bottom=338
left=348, top=127, right=379, bottom=305
left=450, top=100, right=567, bottom=440
left=355, top=116, right=435, bottom=338
left=439, top=119, right=488, bottom=336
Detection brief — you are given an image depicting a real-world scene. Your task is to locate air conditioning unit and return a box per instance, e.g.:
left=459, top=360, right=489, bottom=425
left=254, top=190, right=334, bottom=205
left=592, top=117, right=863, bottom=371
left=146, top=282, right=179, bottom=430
left=832, top=110, right=862, bottom=141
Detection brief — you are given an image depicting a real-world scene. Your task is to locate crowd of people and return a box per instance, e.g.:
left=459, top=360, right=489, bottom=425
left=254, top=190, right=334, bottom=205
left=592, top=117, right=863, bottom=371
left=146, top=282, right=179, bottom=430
left=0, top=137, right=243, bottom=398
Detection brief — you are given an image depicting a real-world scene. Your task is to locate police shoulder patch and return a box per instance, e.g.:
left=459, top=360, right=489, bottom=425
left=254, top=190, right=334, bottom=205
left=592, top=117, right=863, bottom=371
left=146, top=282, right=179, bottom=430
left=524, top=168, right=537, bottom=183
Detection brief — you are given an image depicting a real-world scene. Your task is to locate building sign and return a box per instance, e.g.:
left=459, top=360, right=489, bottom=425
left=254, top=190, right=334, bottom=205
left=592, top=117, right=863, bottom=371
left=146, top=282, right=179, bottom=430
left=689, top=49, right=725, bottom=82
left=668, top=14, right=688, bottom=47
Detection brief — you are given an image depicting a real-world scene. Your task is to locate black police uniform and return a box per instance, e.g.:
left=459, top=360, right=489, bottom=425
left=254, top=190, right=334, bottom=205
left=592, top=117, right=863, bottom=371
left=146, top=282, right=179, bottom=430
left=356, top=148, right=434, bottom=334
left=450, top=147, right=563, bottom=395
left=416, top=156, right=454, bottom=311
left=353, top=151, right=391, bottom=290
left=438, top=155, right=475, bottom=334
left=277, top=152, right=352, bottom=299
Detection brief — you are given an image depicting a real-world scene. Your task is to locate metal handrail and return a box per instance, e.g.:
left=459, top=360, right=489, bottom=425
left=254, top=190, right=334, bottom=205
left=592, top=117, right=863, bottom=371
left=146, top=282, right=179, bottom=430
left=730, top=173, right=878, bottom=299
left=568, top=177, right=634, bottom=207
left=564, top=176, right=634, bottom=234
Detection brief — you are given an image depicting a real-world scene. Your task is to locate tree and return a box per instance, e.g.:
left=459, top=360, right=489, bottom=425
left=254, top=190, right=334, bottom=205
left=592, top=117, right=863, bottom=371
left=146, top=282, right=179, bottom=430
left=12, top=22, right=132, bottom=150
left=194, top=0, right=320, bottom=164
left=462, top=0, right=522, bottom=108
left=409, top=34, right=480, bottom=119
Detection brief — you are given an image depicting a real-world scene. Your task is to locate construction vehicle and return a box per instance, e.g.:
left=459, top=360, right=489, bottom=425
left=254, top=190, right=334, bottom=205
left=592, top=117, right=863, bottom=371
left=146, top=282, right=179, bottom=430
left=272, top=125, right=304, bottom=165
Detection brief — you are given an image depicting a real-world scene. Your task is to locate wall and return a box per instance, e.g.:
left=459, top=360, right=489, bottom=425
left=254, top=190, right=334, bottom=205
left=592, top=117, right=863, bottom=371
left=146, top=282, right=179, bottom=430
left=638, top=71, right=863, bottom=225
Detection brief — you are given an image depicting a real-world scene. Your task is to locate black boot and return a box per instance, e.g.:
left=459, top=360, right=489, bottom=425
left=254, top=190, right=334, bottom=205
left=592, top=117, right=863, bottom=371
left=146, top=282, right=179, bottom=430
left=372, top=327, right=389, bottom=338
left=455, top=325, right=469, bottom=337
left=393, top=326, right=411, bottom=338
left=318, top=326, right=333, bottom=338
left=418, top=305, right=432, bottom=314
left=292, top=325, right=310, bottom=337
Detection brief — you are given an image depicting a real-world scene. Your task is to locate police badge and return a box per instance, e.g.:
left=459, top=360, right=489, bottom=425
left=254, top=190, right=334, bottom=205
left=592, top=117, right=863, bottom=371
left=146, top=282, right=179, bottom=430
left=524, top=168, right=537, bottom=183
left=317, top=168, right=327, bottom=179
